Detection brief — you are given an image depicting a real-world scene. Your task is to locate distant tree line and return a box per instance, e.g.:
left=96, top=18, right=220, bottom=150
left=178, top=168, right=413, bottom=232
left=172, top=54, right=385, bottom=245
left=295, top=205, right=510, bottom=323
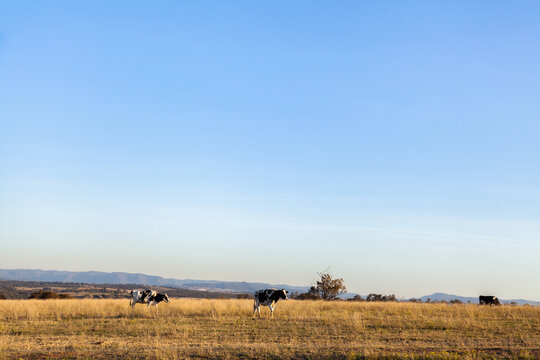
left=28, top=291, right=73, bottom=299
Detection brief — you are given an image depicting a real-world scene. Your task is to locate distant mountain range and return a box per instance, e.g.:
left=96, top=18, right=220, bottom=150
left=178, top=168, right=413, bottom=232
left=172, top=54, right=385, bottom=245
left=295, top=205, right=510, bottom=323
left=0, top=269, right=310, bottom=294
left=1, top=269, right=538, bottom=305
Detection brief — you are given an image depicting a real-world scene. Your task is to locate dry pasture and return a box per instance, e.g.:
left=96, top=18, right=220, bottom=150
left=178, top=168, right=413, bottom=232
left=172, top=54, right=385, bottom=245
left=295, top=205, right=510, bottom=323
left=0, top=298, right=538, bottom=359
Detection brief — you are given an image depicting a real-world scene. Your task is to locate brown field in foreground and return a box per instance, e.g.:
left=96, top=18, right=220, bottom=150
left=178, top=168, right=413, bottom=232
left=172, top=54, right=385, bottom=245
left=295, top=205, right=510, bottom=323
left=0, top=299, right=538, bottom=359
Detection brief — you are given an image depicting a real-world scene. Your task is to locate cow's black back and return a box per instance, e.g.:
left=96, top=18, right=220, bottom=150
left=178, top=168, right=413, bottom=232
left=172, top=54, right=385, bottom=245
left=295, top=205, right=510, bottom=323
left=479, top=295, right=500, bottom=305
left=255, top=289, right=287, bottom=304
left=151, top=293, right=167, bottom=303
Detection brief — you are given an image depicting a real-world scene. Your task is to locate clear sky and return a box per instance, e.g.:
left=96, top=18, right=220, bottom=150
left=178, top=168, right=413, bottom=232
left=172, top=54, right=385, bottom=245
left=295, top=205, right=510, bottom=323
left=1, top=1, right=539, bottom=300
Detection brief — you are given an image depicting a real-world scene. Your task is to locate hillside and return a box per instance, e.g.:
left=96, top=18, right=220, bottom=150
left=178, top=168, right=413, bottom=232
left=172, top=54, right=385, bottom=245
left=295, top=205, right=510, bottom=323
left=0, top=280, right=244, bottom=300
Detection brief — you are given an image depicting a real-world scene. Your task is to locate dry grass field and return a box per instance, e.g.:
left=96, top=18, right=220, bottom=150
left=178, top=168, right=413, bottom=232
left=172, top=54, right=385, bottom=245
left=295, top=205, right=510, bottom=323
left=0, top=299, right=538, bottom=359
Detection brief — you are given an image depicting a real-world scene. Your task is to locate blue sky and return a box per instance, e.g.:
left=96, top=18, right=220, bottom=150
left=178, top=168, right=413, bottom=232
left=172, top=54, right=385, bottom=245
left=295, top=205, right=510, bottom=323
left=1, top=1, right=539, bottom=299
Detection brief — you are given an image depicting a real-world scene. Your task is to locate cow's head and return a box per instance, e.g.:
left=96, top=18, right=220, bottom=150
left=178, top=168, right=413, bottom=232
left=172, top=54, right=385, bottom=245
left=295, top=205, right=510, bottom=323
left=163, top=293, right=170, bottom=303
left=279, top=289, right=288, bottom=300
left=492, top=297, right=501, bottom=305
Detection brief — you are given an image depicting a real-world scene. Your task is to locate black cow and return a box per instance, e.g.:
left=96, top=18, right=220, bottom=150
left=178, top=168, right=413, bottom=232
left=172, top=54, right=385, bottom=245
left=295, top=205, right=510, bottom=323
left=479, top=295, right=501, bottom=305
left=253, top=289, right=288, bottom=317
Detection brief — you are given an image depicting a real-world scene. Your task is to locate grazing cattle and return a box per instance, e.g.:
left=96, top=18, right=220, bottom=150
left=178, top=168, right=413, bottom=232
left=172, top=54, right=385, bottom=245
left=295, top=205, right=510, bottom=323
left=253, top=289, right=288, bottom=317
left=479, top=295, right=501, bottom=305
left=130, top=290, right=170, bottom=308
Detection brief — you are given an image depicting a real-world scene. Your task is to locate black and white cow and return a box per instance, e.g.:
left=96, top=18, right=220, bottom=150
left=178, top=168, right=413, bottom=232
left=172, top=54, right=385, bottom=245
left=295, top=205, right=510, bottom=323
left=130, top=289, right=170, bottom=308
left=253, top=289, right=288, bottom=317
left=479, top=295, right=501, bottom=305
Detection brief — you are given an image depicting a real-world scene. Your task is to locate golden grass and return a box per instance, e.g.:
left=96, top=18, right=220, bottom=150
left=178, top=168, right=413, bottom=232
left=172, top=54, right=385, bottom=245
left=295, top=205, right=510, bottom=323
left=0, top=299, right=538, bottom=359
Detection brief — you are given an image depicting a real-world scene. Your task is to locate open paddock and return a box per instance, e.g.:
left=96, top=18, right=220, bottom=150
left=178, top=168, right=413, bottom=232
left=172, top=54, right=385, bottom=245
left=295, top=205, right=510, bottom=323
left=0, top=299, right=538, bottom=359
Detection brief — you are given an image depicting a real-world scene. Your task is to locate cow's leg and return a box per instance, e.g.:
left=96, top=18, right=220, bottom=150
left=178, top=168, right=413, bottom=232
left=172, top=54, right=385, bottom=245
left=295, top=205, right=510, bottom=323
left=253, top=299, right=261, bottom=317
left=268, top=304, right=274, bottom=317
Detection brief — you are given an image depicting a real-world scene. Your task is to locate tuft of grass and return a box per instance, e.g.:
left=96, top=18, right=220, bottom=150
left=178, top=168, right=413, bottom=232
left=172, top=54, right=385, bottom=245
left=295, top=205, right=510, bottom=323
left=0, top=299, right=538, bottom=359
